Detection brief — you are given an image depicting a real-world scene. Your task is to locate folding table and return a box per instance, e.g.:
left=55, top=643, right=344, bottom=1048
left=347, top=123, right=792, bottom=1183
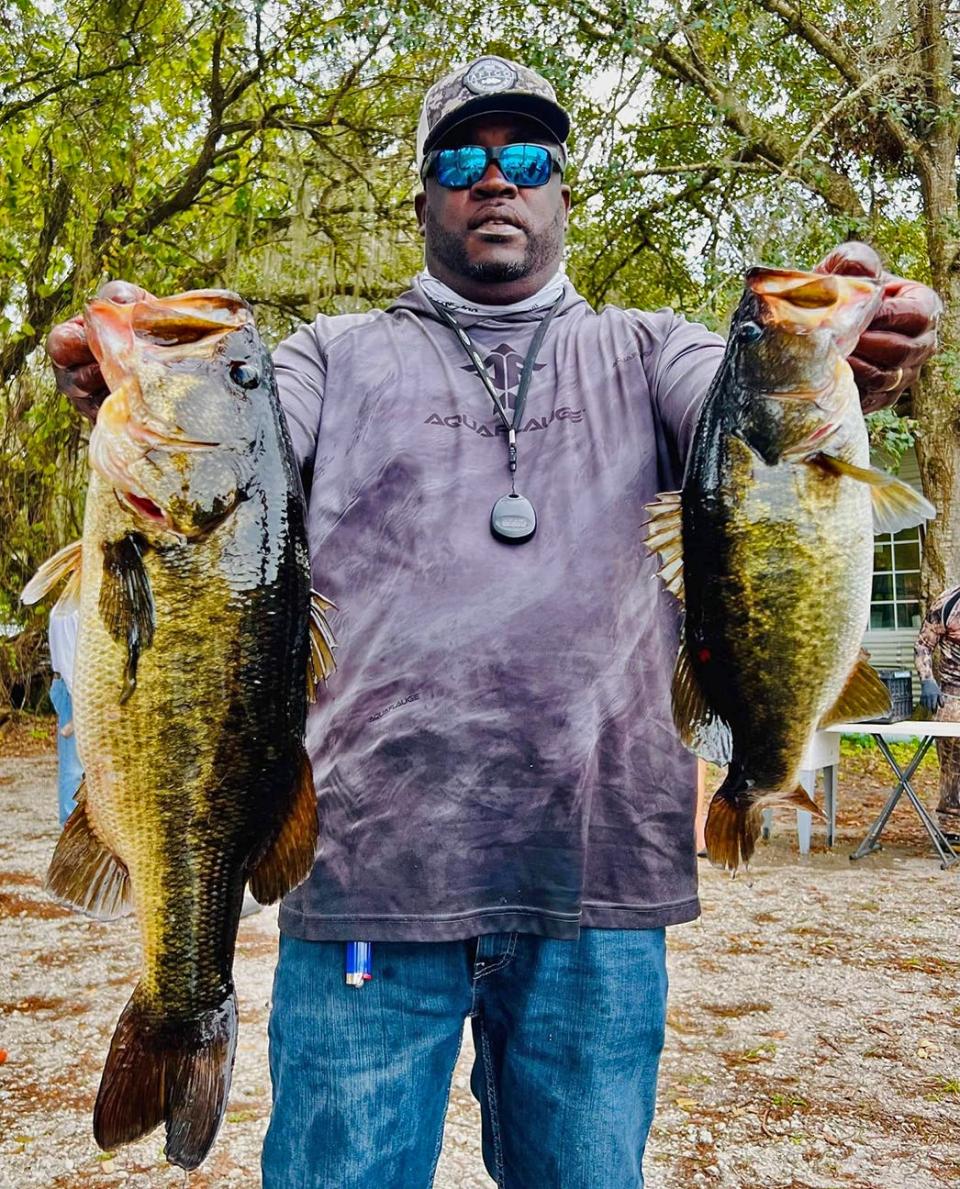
left=821, top=721, right=960, bottom=870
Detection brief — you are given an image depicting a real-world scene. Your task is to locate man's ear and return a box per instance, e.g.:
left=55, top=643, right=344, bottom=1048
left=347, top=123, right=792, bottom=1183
left=414, top=190, right=426, bottom=236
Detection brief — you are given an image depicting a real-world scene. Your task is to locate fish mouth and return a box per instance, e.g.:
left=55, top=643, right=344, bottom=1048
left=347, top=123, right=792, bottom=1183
left=85, top=290, right=252, bottom=529
left=746, top=267, right=882, bottom=355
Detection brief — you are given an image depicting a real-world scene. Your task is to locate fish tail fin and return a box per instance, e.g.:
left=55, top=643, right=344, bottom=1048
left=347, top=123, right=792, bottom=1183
left=705, top=781, right=824, bottom=872
left=94, top=984, right=238, bottom=1170
left=704, top=787, right=764, bottom=873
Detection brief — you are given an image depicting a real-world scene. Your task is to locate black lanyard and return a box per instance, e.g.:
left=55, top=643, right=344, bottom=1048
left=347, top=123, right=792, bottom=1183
left=425, top=291, right=563, bottom=476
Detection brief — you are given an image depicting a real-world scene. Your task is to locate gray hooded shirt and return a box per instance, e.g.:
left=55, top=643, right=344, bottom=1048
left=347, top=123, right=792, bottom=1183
left=274, top=278, right=725, bottom=941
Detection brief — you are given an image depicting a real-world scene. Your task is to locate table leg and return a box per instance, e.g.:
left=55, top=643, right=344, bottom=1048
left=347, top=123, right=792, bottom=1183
left=850, top=738, right=929, bottom=861
left=901, top=780, right=959, bottom=869
left=823, top=764, right=836, bottom=848
left=850, top=737, right=957, bottom=868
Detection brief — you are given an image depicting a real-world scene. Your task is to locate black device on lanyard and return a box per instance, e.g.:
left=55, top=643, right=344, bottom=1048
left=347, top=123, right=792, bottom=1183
left=424, top=291, right=564, bottom=544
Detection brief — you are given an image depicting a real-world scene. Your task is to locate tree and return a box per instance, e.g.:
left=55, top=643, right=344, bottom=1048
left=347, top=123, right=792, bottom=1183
left=0, top=0, right=439, bottom=701
left=535, top=0, right=958, bottom=598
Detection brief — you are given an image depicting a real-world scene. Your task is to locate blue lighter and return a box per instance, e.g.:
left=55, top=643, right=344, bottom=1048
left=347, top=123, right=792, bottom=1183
left=345, top=941, right=373, bottom=988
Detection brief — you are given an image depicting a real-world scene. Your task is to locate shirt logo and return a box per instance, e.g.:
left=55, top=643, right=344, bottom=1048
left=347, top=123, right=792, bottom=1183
left=461, top=342, right=544, bottom=411
left=427, top=339, right=585, bottom=437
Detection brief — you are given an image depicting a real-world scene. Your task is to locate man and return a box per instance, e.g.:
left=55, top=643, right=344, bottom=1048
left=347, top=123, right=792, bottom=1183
left=915, top=583, right=960, bottom=842
left=48, top=56, right=940, bottom=1189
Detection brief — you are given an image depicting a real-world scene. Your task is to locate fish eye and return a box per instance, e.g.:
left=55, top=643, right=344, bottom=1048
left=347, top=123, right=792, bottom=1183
left=740, top=321, right=764, bottom=344
left=230, top=362, right=260, bottom=389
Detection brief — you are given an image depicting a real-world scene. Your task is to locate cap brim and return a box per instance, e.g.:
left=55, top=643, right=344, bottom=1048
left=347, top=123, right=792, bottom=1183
left=421, top=93, right=570, bottom=162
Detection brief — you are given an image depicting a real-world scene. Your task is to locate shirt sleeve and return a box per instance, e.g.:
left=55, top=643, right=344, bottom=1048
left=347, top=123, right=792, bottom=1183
left=273, top=310, right=382, bottom=493
left=627, top=308, right=726, bottom=484
left=914, top=593, right=946, bottom=681
left=273, top=322, right=329, bottom=483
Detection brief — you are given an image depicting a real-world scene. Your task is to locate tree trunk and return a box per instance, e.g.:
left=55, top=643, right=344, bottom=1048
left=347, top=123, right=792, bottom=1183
left=912, top=278, right=960, bottom=605
left=911, top=0, right=960, bottom=606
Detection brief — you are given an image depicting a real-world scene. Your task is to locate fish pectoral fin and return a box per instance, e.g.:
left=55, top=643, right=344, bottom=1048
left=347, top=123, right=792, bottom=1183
left=671, top=643, right=733, bottom=765
left=99, top=534, right=155, bottom=704
left=248, top=746, right=318, bottom=904
left=819, top=651, right=892, bottom=727
left=807, top=454, right=937, bottom=533
left=45, top=783, right=132, bottom=920
left=643, top=491, right=684, bottom=601
left=306, top=589, right=337, bottom=702
left=21, top=539, right=83, bottom=606
left=94, top=984, right=238, bottom=1170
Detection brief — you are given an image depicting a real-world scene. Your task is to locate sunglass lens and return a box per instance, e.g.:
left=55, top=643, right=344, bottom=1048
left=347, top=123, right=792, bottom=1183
left=499, top=145, right=553, bottom=186
left=434, top=146, right=488, bottom=188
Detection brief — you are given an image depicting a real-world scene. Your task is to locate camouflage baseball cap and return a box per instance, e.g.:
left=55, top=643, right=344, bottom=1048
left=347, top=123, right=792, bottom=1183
left=416, top=56, right=570, bottom=170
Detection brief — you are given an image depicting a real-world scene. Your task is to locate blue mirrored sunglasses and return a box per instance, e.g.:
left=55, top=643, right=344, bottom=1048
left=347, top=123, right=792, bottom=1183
left=421, top=143, right=564, bottom=189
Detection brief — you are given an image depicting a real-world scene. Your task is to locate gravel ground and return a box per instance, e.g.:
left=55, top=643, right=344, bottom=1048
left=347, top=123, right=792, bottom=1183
left=2, top=723, right=960, bottom=1187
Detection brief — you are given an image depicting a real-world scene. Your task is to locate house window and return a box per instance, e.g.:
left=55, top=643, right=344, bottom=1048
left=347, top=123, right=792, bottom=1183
left=871, top=527, right=922, bottom=630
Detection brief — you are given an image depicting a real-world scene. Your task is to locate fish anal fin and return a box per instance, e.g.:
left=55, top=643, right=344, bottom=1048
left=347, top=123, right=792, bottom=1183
left=248, top=747, right=318, bottom=904
left=93, top=984, right=237, bottom=1170
left=306, top=589, right=337, bottom=702
left=671, top=644, right=733, bottom=765
left=643, top=491, right=684, bottom=601
left=45, top=783, right=132, bottom=920
left=99, top=534, right=155, bottom=703
left=819, top=652, right=892, bottom=728
left=808, top=453, right=936, bottom=533
left=779, top=785, right=826, bottom=819
left=21, top=540, right=83, bottom=606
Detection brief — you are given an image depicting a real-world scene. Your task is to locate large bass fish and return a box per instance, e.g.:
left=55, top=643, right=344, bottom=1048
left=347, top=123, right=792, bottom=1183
left=23, top=289, right=334, bottom=1168
left=646, top=267, right=934, bottom=871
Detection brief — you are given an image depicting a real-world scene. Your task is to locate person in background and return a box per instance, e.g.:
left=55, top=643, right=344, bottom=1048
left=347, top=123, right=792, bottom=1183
left=48, top=601, right=83, bottom=825
left=915, top=583, right=960, bottom=843
left=47, top=56, right=941, bottom=1189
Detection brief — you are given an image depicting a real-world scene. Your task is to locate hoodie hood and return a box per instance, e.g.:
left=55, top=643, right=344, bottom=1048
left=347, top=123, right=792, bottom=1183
left=388, top=274, right=589, bottom=332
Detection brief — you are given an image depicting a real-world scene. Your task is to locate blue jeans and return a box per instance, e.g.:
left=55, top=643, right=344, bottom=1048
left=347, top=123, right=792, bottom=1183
left=49, top=677, right=83, bottom=825
left=262, top=928, right=667, bottom=1188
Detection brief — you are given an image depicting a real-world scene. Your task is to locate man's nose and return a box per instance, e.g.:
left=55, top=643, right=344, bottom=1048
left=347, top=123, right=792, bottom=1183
left=471, top=160, right=517, bottom=197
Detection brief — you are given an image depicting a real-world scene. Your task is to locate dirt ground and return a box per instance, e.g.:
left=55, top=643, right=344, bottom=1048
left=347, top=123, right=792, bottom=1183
left=1, top=718, right=959, bottom=1188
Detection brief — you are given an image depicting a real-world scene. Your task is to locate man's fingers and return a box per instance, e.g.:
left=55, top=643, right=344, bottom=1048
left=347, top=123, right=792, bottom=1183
left=870, top=293, right=942, bottom=338
left=814, top=241, right=883, bottom=279
left=848, top=355, right=903, bottom=412
left=67, top=360, right=109, bottom=397
left=45, top=317, right=93, bottom=369
left=854, top=327, right=938, bottom=370
left=97, top=279, right=148, bottom=304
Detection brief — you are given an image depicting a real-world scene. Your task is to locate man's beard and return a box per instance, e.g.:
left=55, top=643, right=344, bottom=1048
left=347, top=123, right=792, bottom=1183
left=425, top=206, right=564, bottom=283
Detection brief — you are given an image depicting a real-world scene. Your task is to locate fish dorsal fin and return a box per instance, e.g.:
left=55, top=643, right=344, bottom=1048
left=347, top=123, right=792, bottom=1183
left=306, top=589, right=337, bottom=702
left=808, top=454, right=936, bottom=534
left=45, top=783, right=132, bottom=920
left=818, top=650, right=892, bottom=728
left=99, top=535, right=155, bottom=704
left=643, top=490, right=684, bottom=601
left=248, top=746, right=318, bottom=904
left=671, top=643, right=733, bottom=765
left=21, top=540, right=83, bottom=606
